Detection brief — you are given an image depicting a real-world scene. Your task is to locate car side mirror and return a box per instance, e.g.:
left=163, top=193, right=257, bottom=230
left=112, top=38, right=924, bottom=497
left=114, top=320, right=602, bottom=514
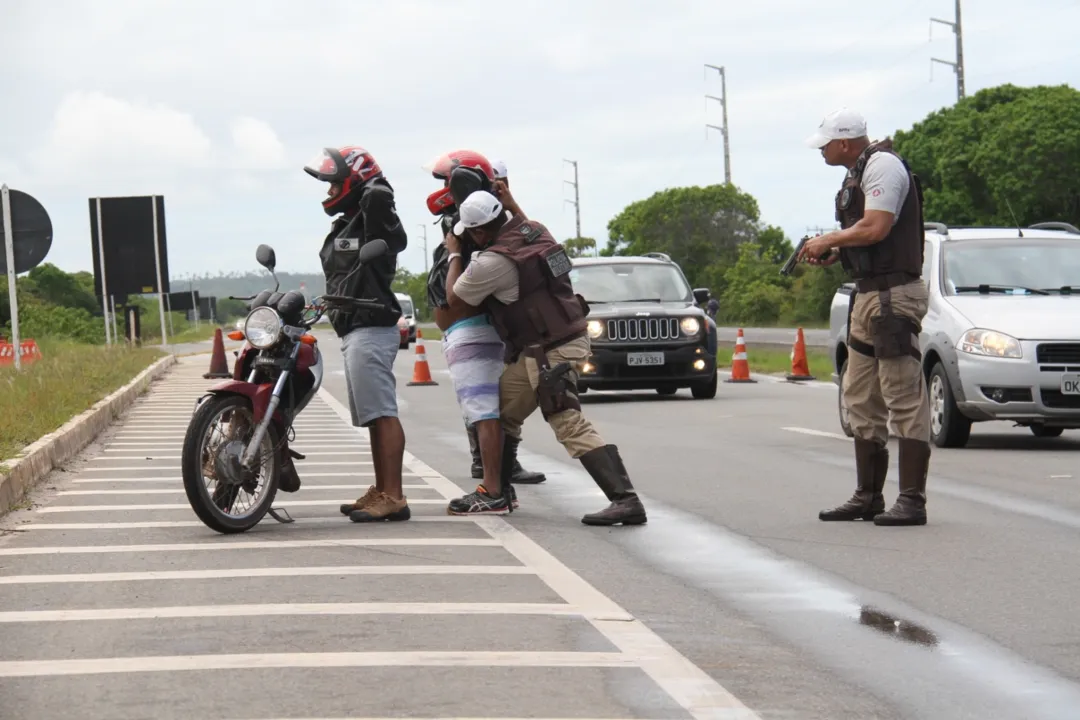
left=255, top=244, right=276, bottom=271
left=693, top=288, right=711, bottom=305
left=359, top=238, right=389, bottom=264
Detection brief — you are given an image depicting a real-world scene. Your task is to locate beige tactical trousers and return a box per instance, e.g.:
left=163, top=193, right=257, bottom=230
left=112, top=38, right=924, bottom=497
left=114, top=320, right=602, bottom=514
left=499, top=335, right=605, bottom=458
left=843, top=279, right=931, bottom=445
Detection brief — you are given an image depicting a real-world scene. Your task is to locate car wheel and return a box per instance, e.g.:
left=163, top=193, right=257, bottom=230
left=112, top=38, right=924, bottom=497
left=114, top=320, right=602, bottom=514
left=929, top=362, right=972, bottom=448
left=837, top=358, right=854, bottom=438
left=691, top=369, right=718, bottom=399
left=1030, top=424, right=1064, bottom=438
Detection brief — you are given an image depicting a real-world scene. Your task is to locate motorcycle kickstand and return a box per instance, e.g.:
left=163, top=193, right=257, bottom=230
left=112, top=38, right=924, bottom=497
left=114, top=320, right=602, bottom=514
left=267, top=508, right=294, bottom=524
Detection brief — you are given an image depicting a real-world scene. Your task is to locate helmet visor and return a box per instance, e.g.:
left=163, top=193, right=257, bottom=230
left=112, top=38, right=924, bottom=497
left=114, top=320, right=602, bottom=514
left=304, top=148, right=348, bottom=183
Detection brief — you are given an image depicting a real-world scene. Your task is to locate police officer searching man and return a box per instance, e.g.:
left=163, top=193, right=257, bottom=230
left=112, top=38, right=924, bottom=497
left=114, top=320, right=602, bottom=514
left=442, top=189, right=647, bottom=526
left=799, top=108, right=931, bottom=527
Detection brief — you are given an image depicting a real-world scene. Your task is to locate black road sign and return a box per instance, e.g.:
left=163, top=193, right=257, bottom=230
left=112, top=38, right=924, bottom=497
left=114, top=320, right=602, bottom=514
left=0, top=188, right=53, bottom=274
left=89, top=195, right=170, bottom=297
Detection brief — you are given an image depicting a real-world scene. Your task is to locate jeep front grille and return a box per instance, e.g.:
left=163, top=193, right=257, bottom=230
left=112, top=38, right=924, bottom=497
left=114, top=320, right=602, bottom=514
left=606, top=318, right=679, bottom=342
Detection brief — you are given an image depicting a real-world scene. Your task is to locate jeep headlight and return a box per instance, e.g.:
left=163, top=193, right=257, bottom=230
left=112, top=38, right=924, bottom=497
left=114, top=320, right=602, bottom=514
left=680, top=317, right=701, bottom=336
left=587, top=320, right=604, bottom=339
left=958, top=329, right=1022, bottom=359
left=244, top=307, right=283, bottom=349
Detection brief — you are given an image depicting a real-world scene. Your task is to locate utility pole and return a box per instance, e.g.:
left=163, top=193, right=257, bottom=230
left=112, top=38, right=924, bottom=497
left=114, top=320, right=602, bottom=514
left=417, top=224, right=428, bottom=272
left=930, top=0, right=965, bottom=101
left=563, top=159, right=588, bottom=252
left=704, top=63, right=731, bottom=185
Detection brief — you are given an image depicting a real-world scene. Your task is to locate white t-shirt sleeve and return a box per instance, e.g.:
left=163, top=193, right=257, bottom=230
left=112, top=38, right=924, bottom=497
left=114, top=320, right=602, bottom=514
left=861, top=153, right=910, bottom=223
left=452, top=252, right=519, bottom=307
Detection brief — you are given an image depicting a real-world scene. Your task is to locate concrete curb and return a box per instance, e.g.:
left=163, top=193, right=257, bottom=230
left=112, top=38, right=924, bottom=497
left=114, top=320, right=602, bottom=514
left=0, top=354, right=179, bottom=516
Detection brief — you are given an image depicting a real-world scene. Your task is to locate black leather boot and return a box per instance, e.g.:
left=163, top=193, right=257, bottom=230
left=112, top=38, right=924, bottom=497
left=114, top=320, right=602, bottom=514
left=874, top=438, right=929, bottom=526
left=578, top=445, right=647, bottom=526
left=502, top=434, right=546, bottom=485
left=819, top=437, right=888, bottom=521
left=466, top=423, right=483, bottom=479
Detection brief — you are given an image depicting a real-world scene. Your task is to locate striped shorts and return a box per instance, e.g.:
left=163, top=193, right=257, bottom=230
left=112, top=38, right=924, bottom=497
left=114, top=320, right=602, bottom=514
left=442, top=315, right=506, bottom=425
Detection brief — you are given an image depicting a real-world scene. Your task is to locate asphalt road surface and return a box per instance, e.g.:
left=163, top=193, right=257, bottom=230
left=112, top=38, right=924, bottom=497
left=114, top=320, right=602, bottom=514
left=3, top=329, right=1079, bottom=719
left=420, top=323, right=830, bottom=348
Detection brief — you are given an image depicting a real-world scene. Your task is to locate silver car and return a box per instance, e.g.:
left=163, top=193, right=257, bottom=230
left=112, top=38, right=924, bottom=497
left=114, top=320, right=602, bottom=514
left=827, top=222, right=1080, bottom=447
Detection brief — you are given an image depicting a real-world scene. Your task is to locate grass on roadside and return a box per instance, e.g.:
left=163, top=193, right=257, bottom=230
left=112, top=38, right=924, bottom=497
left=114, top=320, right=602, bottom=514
left=715, top=342, right=832, bottom=376
left=0, top=339, right=166, bottom=464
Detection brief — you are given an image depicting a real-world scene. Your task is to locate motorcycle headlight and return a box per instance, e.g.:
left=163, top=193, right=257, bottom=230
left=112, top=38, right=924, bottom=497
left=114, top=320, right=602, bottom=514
left=958, top=328, right=1022, bottom=359
left=680, top=317, right=701, bottom=336
left=244, top=307, right=283, bottom=349
left=587, top=320, right=604, bottom=339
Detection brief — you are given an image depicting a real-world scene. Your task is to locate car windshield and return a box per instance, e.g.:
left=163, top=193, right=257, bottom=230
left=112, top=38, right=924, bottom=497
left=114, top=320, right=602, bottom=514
left=942, top=240, right=1080, bottom=295
left=399, top=298, right=413, bottom=315
left=569, top=262, right=692, bottom=303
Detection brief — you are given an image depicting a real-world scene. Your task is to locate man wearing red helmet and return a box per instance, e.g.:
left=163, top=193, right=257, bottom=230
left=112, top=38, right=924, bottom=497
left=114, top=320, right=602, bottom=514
left=304, top=146, right=411, bottom=523
left=423, top=151, right=545, bottom=494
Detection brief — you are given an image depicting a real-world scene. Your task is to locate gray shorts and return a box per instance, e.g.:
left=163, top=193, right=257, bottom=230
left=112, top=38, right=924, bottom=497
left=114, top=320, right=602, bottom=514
left=340, top=325, right=400, bottom=427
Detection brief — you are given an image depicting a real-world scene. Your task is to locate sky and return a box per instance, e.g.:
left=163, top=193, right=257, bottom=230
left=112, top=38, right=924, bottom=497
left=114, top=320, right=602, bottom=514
left=3, top=0, right=1079, bottom=287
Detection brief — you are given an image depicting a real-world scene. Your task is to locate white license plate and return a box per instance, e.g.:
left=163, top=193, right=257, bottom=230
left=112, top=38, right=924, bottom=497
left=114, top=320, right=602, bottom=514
left=627, top=352, right=665, bottom=367
left=1062, top=373, right=1080, bottom=395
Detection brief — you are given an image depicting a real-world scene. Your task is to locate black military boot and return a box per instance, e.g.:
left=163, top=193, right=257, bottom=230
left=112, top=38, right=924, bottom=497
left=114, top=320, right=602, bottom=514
left=819, top=438, right=888, bottom=521
left=578, top=445, right=647, bottom=526
left=466, top=423, right=483, bottom=479
left=503, top=434, right=546, bottom=485
left=875, top=438, right=930, bottom=526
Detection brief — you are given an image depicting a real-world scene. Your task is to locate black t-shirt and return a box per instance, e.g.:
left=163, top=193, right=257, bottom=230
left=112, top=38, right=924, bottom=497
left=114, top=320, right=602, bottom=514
left=319, top=179, right=407, bottom=335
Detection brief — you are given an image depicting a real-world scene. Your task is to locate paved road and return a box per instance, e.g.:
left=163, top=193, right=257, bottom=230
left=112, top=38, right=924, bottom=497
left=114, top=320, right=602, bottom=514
left=420, top=322, right=830, bottom=348
left=3, top=330, right=1080, bottom=719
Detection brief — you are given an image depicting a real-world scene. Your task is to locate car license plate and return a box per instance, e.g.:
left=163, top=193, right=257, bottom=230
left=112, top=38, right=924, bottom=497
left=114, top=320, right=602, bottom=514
left=1062, top=372, right=1080, bottom=395
left=627, top=352, right=664, bottom=367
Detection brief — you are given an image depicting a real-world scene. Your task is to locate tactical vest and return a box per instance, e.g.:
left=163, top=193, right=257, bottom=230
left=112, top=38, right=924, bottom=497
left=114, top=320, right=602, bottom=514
left=481, top=215, right=588, bottom=362
left=835, top=141, right=925, bottom=290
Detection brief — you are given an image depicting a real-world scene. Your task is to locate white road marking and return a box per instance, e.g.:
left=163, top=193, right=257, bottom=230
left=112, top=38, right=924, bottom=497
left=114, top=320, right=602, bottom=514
left=0, top=538, right=499, bottom=556
left=0, top=651, right=634, bottom=678
left=102, top=449, right=370, bottom=455
left=781, top=426, right=852, bottom=442
left=71, top=472, right=416, bottom=482
left=0, top=565, right=535, bottom=585
left=85, top=461, right=373, bottom=467
left=19, top=517, right=474, bottom=530
left=318, top=387, right=762, bottom=720
left=0, top=602, right=630, bottom=623
left=36, top=499, right=446, bottom=513
left=57, top=484, right=432, bottom=495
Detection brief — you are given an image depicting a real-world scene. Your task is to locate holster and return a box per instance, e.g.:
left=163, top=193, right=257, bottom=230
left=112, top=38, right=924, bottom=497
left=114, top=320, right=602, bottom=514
left=869, top=288, right=922, bottom=361
left=526, top=344, right=581, bottom=420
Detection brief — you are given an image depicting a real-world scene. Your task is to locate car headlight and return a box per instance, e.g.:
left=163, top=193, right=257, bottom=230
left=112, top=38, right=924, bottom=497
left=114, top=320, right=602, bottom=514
left=680, top=317, right=701, bottom=336
left=958, top=329, right=1022, bottom=359
left=587, top=320, right=604, bottom=339
left=244, top=307, right=283, bottom=349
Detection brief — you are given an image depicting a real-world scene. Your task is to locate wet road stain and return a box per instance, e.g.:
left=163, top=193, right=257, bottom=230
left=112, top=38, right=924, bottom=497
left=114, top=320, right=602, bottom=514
left=859, top=606, right=939, bottom=648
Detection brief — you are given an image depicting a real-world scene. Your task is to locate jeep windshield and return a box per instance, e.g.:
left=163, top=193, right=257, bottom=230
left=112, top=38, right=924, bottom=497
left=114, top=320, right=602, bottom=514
left=569, top=263, right=693, bottom=303
left=942, top=240, right=1080, bottom=296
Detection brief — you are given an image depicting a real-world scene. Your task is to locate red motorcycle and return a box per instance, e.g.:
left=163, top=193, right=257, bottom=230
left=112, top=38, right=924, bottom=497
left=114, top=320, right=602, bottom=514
left=181, top=240, right=388, bottom=534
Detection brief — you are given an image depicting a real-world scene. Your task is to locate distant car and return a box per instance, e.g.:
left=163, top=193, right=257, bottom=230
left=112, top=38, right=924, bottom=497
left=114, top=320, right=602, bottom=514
left=570, top=252, right=718, bottom=399
left=395, top=292, right=416, bottom=347
left=828, top=221, right=1080, bottom=447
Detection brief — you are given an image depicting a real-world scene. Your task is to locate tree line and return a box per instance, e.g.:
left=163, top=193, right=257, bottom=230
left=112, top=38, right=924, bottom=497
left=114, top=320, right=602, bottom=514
left=5, top=83, right=1077, bottom=340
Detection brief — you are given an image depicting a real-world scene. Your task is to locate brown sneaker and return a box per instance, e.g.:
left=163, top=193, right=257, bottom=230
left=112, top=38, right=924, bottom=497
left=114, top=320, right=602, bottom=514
left=349, top=492, right=411, bottom=523
left=339, top=485, right=378, bottom=516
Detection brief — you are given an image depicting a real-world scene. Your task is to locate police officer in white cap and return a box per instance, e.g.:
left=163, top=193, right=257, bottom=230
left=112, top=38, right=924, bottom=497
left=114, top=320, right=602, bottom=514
left=799, top=107, right=933, bottom=527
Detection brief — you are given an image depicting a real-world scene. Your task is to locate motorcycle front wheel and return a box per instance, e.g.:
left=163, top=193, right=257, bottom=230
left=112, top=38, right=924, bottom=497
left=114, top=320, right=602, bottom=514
left=182, top=393, right=280, bottom=534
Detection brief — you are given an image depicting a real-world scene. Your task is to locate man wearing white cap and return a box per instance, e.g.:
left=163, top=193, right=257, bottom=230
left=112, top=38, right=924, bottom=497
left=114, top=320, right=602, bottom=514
left=442, top=190, right=648, bottom=526
left=799, top=107, right=933, bottom=528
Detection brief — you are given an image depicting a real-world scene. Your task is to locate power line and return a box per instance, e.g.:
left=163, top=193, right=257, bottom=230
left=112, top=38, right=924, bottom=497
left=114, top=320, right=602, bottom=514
left=417, top=224, right=428, bottom=273
left=704, top=63, right=731, bottom=185
left=930, top=0, right=965, bottom=101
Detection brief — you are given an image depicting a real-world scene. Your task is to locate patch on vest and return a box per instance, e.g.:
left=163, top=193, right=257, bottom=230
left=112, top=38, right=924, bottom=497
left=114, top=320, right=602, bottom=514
left=543, top=246, right=572, bottom=278
left=840, top=187, right=852, bottom=209
left=520, top=224, right=543, bottom=244
left=337, top=237, right=359, bottom=251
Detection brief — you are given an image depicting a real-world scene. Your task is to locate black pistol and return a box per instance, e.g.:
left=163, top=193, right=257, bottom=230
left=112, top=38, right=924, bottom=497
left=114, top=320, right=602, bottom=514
left=780, top=235, right=830, bottom=277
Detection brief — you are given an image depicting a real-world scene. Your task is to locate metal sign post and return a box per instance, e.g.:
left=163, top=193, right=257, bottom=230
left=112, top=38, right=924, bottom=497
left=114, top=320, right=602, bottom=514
left=151, top=195, right=168, bottom=348
left=2, top=184, right=20, bottom=370
left=94, top=197, right=112, bottom=345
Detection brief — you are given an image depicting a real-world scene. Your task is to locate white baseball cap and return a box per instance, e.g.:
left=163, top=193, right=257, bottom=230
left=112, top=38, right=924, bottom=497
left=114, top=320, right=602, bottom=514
left=491, top=159, right=508, bottom=179
left=805, top=107, right=868, bottom=148
left=453, top=190, right=504, bottom=235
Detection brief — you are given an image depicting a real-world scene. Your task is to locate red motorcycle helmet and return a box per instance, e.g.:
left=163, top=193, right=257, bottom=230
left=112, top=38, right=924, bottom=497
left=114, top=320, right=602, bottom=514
left=423, top=150, right=495, bottom=216
left=304, top=145, right=384, bottom=216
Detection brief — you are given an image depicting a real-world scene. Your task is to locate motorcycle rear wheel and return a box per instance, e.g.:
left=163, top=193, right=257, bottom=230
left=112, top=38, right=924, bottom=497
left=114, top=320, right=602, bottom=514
left=182, top=393, right=280, bottom=534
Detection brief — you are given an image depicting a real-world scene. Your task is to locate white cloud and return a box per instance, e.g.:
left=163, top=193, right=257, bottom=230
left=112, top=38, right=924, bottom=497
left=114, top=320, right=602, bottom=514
left=230, top=117, right=288, bottom=171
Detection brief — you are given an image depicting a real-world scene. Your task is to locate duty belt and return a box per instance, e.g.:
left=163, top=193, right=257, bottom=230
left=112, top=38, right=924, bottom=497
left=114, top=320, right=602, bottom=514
left=855, top=272, right=919, bottom=293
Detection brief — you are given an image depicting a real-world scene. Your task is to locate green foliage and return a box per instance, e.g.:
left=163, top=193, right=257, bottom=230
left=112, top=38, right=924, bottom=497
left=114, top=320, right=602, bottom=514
left=893, top=83, right=1080, bottom=227
left=392, top=268, right=430, bottom=321
left=563, top=236, right=597, bottom=258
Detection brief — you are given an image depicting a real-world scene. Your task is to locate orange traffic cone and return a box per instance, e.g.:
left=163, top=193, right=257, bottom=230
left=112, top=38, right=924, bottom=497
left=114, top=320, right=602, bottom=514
left=406, top=328, right=439, bottom=386
left=786, top=327, right=816, bottom=382
left=724, top=328, right=757, bottom=384
left=203, top=328, right=232, bottom=379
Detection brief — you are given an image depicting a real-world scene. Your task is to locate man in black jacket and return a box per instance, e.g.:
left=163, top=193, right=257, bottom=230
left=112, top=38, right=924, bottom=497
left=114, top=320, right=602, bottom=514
left=304, top=145, right=411, bottom=523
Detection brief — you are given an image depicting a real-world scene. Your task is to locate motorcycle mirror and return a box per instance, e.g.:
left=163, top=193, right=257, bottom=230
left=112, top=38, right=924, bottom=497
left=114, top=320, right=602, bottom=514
left=359, top=238, right=388, bottom=264
left=255, top=244, right=277, bottom=271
